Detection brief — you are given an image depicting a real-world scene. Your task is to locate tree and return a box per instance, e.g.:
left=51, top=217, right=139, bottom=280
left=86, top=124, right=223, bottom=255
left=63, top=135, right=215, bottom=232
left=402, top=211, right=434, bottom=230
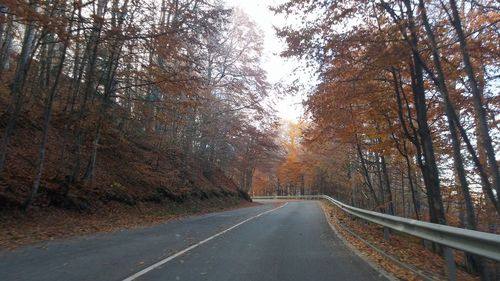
left=273, top=1, right=498, bottom=278
left=0, top=1, right=279, bottom=209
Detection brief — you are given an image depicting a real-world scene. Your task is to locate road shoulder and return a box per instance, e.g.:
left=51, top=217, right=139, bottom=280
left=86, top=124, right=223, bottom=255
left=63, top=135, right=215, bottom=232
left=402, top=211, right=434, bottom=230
left=319, top=201, right=401, bottom=281
left=0, top=197, right=257, bottom=249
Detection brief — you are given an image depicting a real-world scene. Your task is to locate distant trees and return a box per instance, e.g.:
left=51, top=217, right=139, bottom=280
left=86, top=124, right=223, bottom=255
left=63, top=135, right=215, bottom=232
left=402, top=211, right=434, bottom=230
left=272, top=0, right=498, bottom=278
left=0, top=1, right=278, bottom=207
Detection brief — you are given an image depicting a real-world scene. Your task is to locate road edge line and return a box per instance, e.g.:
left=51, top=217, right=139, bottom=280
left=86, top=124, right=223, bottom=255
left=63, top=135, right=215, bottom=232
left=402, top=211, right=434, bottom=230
left=122, top=202, right=288, bottom=281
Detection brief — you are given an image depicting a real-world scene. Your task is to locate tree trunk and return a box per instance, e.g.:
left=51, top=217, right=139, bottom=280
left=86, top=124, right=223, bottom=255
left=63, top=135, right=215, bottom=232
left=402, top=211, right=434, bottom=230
left=400, top=0, right=447, bottom=226
left=70, top=0, right=108, bottom=182
left=403, top=142, right=421, bottom=220
left=0, top=10, right=37, bottom=175
left=26, top=45, right=69, bottom=208
left=356, top=140, right=380, bottom=210
left=83, top=0, right=128, bottom=182
left=419, top=1, right=488, bottom=278
left=0, top=13, right=14, bottom=72
left=419, top=0, right=476, bottom=230
left=448, top=0, right=500, bottom=199
left=380, top=155, right=394, bottom=215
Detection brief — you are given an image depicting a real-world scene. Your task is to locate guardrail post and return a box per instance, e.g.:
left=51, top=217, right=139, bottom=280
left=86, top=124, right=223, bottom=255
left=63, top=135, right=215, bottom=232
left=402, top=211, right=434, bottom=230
left=443, top=246, right=457, bottom=281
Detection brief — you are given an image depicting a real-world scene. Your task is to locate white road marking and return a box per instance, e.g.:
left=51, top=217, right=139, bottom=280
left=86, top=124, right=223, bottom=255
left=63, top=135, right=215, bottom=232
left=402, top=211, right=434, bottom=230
left=122, top=202, right=288, bottom=281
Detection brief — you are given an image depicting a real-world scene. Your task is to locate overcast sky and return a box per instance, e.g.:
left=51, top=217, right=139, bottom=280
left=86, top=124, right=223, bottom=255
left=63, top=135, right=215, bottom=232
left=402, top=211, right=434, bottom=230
left=224, top=0, right=310, bottom=122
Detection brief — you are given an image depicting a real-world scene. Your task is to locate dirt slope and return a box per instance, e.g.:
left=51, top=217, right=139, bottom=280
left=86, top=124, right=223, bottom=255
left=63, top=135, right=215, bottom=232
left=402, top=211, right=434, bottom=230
left=0, top=98, right=248, bottom=212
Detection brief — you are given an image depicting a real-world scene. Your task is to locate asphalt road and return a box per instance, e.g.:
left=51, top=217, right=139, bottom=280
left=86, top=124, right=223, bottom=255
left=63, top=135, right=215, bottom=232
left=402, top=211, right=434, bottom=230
left=0, top=201, right=389, bottom=281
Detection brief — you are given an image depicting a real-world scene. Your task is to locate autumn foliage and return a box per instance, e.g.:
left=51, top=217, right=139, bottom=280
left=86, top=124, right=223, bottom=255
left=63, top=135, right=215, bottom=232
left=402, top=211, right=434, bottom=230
left=258, top=0, right=499, bottom=278
left=0, top=1, right=279, bottom=211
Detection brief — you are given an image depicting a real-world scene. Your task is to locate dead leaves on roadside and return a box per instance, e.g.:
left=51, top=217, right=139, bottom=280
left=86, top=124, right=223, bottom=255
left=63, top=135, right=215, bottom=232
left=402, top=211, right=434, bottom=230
left=320, top=202, right=479, bottom=281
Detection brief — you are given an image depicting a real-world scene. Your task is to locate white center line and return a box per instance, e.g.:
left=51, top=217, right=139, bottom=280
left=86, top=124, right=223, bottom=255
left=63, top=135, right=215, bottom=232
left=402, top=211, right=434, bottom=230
left=122, top=202, right=288, bottom=281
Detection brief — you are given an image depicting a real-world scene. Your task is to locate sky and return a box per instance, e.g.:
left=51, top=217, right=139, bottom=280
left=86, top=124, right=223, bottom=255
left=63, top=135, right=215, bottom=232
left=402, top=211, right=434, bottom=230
left=224, top=0, right=311, bottom=122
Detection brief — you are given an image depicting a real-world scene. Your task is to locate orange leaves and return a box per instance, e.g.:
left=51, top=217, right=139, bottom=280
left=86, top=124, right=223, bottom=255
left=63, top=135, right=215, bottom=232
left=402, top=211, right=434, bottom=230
left=320, top=202, right=479, bottom=281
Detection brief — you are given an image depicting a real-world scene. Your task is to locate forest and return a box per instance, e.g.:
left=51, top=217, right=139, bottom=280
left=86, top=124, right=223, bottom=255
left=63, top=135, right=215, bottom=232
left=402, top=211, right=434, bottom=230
left=249, top=0, right=499, bottom=279
left=0, top=0, right=499, bottom=278
left=0, top=0, right=283, bottom=211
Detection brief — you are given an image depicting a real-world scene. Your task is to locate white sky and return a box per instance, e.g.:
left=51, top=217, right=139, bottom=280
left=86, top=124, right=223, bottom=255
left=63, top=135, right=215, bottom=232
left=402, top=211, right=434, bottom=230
left=224, top=0, right=311, bottom=122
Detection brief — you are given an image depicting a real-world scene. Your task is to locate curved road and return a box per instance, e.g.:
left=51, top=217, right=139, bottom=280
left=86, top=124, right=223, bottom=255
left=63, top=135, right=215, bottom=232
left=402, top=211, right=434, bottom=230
left=0, top=201, right=388, bottom=281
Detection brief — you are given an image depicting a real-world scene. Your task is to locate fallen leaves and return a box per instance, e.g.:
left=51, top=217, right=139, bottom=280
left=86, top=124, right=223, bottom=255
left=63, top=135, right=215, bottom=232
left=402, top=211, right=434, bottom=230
left=0, top=199, right=258, bottom=249
left=320, top=201, right=479, bottom=281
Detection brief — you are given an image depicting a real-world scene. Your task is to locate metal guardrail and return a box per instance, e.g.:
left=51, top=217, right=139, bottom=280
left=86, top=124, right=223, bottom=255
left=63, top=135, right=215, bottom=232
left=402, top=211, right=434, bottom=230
left=252, top=195, right=500, bottom=262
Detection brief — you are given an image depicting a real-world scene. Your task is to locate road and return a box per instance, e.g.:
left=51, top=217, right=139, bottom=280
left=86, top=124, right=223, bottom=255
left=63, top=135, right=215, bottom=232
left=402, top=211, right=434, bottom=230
left=0, top=201, right=389, bottom=281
